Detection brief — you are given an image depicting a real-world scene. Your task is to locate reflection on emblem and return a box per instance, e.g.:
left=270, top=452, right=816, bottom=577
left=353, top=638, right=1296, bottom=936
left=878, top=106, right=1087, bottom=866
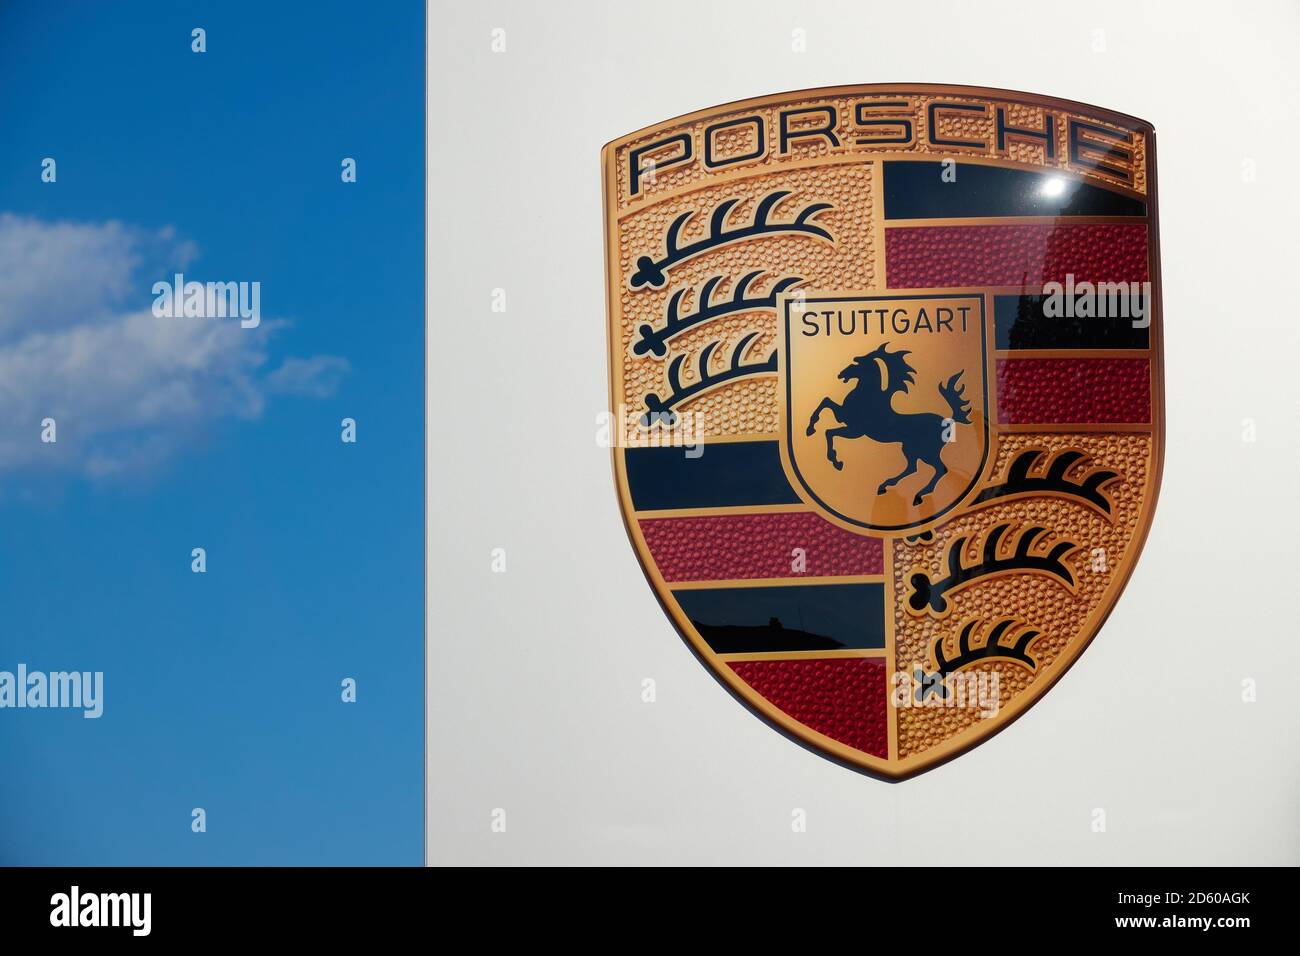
left=603, top=85, right=1162, bottom=778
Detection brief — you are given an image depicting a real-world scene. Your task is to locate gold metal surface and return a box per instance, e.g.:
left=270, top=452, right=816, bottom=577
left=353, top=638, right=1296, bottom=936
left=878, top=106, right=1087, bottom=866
left=603, top=84, right=1163, bottom=779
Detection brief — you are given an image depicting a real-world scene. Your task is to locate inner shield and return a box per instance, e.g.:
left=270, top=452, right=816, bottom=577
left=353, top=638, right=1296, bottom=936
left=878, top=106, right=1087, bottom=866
left=780, top=293, right=989, bottom=532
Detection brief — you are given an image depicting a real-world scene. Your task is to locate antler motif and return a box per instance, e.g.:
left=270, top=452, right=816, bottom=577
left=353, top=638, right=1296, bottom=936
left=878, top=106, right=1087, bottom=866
left=906, top=523, right=1077, bottom=617
left=932, top=618, right=1048, bottom=676
left=973, top=448, right=1119, bottom=516
left=627, top=191, right=833, bottom=290
left=632, top=272, right=801, bottom=358
left=640, top=334, right=776, bottom=427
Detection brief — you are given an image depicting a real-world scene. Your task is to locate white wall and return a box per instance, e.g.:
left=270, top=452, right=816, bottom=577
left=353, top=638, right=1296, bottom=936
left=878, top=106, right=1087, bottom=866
left=427, top=0, right=1300, bottom=865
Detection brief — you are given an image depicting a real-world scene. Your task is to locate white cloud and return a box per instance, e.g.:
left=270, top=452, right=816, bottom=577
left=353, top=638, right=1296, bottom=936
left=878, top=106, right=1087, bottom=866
left=0, top=214, right=347, bottom=477
left=266, top=355, right=351, bottom=399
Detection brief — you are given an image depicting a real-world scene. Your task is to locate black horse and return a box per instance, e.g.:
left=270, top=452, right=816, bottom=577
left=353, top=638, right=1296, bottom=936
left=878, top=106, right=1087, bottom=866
left=806, top=343, right=971, bottom=505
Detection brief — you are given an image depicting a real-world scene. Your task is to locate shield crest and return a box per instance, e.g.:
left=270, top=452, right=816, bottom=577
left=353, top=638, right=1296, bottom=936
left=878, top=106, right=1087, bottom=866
left=602, top=84, right=1162, bottom=778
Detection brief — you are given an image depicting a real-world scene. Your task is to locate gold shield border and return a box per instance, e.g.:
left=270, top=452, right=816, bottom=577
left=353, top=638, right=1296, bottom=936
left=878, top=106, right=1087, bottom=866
left=602, top=83, right=1165, bottom=779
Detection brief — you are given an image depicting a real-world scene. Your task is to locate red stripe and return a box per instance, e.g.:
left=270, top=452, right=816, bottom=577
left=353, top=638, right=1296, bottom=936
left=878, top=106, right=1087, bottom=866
left=730, top=658, right=887, bottom=758
left=997, top=358, right=1150, bottom=424
left=885, top=223, right=1148, bottom=288
left=639, top=511, right=882, bottom=582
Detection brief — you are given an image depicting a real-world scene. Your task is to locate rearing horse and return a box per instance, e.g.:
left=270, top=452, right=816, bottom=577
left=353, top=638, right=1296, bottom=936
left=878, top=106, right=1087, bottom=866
left=805, top=342, right=971, bottom=505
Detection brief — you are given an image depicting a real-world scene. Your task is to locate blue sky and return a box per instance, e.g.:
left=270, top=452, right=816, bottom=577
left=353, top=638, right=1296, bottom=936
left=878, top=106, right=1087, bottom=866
left=0, top=1, right=423, bottom=864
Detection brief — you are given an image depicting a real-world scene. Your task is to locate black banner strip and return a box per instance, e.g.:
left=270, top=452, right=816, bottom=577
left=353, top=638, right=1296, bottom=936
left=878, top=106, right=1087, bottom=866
left=624, top=441, right=798, bottom=511
left=672, top=582, right=884, bottom=653
left=994, top=294, right=1151, bottom=350
left=883, top=161, right=1147, bottom=219
left=0, top=866, right=1276, bottom=939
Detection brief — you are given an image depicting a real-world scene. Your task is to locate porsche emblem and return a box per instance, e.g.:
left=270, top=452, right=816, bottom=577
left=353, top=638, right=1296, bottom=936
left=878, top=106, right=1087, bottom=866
left=602, top=84, right=1162, bottom=778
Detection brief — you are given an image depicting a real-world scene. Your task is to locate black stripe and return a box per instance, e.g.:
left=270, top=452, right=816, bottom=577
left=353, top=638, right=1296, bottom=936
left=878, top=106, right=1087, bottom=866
left=672, top=583, right=884, bottom=654
left=994, top=294, right=1150, bottom=350
left=624, top=440, right=799, bottom=511
left=883, top=161, right=1146, bottom=219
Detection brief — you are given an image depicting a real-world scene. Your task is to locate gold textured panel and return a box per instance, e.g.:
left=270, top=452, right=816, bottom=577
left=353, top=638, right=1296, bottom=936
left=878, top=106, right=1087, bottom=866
left=617, top=165, right=875, bottom=437
left=892, top=433, right=1152, bottom=759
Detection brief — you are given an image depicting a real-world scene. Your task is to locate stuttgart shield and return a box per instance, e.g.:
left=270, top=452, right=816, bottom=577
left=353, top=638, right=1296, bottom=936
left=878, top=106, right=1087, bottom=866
left=602, top=84, right=1162, bottom=778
